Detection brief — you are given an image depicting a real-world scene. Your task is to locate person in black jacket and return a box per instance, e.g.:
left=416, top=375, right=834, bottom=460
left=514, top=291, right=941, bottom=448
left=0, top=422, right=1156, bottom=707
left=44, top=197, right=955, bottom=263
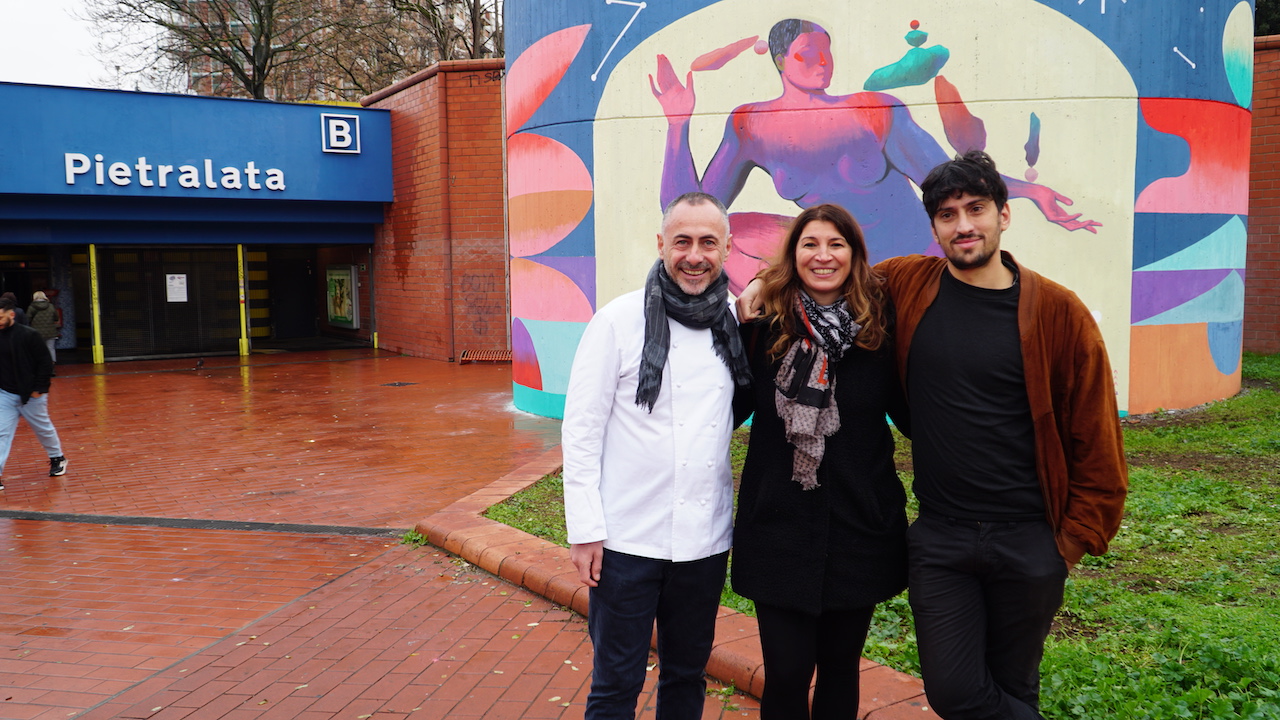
left=0, top=297, right=67, bottom=489
left=733, top=203, right=909, bottom=719
left=1, top=293, right=27, bottom=326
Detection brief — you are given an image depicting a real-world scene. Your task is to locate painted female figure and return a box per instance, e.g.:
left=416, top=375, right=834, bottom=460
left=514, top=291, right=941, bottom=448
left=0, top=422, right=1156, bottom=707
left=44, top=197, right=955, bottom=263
left=651, top=18, right=1098, bottom=290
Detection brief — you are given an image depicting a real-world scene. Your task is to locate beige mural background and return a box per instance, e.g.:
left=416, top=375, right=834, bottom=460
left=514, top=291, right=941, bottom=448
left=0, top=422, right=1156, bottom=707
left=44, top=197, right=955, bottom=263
left=593, top=0, right=1138, bottom=409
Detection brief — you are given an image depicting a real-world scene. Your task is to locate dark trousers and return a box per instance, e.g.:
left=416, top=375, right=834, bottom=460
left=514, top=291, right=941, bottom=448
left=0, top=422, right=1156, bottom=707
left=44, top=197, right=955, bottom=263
left=907, top=514, right=1067, bottom=720
left=586, top=549, right=729, bottom=720
left=755, top=602, right=875, bottom=720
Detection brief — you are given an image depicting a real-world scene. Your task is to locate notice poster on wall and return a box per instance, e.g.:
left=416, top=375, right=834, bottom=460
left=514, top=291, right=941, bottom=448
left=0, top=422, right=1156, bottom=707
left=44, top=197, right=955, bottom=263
left=166, top=274, right=188, bottom=302
left=326, top=266, right=358, bottom=329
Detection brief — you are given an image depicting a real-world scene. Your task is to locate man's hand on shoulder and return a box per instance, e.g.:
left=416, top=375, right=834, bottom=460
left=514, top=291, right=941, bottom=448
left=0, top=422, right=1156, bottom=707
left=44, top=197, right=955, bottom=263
left=570, top=541, right=604, bottom=587
left=735, top=278, right=764, bottom=320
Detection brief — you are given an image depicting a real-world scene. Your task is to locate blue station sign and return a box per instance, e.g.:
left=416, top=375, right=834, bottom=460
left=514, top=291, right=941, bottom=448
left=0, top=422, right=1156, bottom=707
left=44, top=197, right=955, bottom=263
left=0, top=83, right=392, bottom=203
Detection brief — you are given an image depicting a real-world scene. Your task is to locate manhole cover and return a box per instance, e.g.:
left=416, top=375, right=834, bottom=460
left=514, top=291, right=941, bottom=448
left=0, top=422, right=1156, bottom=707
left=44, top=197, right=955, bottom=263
left=381, top=382, right=417, bottom=387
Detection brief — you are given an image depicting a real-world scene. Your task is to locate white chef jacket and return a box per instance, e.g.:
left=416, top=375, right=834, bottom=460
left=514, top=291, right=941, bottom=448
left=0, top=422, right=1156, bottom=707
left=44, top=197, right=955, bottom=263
left=562, top=289, right=736, bottom=562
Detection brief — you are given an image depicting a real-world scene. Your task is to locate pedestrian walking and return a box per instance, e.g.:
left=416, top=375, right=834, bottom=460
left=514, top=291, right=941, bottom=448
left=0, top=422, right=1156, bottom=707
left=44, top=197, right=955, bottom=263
left=0, top=296, right=68, bottom=489
left=28, top=291, right=60, bottom=363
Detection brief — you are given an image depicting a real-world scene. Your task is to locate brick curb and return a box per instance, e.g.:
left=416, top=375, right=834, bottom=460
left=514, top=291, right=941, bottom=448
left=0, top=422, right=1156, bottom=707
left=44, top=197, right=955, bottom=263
left=414, top=445, right=938, bottom=718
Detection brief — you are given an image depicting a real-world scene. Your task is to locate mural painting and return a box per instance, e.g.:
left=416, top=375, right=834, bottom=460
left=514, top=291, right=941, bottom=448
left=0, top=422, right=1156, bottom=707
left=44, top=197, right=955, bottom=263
left=506, top=0, right=1254, bottom=419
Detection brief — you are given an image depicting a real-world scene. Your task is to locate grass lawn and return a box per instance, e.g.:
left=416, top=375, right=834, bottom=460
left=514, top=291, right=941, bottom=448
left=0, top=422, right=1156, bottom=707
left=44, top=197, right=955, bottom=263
left=483, top=353, right=1280, bottom=718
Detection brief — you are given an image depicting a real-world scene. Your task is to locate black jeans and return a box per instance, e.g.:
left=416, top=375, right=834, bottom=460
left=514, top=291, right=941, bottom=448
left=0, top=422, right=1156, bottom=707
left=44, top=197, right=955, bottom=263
left=586, top=549, right=729, bottom=720
left=907, top=514, right=1067, bottom=720
left=755, top=602, right=875, bottom=720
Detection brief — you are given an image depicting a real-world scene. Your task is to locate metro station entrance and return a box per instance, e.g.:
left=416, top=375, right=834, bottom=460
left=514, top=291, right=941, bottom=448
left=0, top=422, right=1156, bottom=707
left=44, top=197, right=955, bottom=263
left=97, top=246, right=240, bottom=360
left=1, top=82, right=390, bottom=365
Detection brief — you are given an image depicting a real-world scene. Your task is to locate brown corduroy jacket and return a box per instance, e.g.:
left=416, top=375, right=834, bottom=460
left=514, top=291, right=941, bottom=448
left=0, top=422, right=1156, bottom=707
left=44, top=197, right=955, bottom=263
left=877, top=251, right=1128, bottom=565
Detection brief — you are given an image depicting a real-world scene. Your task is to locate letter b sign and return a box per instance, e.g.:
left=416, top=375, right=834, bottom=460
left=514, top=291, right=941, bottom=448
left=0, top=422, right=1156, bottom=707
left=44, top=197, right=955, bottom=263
left=322, top=114, right=361, bottom=154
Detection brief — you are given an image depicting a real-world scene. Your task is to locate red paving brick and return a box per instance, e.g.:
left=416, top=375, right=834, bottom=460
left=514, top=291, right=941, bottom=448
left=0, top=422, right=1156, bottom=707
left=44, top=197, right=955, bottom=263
left=0, top=352, right=765, bottom=719
left=67, top=546, right=755, bottom=720
left=0, top=518, right=392, bottom=715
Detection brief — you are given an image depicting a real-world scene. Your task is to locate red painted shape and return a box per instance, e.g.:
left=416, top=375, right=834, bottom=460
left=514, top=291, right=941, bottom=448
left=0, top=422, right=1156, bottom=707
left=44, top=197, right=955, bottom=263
left=506, top=24, right=592, bottom=137
left=1136, top=98, right=1250, bottom=215
left=508, top=133, right=594, bottom=258
left=934, top=75, right=986, bottom=154
left=512, top=318, right=543, bottom=390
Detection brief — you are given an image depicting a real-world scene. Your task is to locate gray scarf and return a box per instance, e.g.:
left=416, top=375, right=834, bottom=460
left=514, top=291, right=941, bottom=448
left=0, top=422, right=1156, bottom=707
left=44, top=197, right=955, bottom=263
left=636, top=260, right=750, bottom=412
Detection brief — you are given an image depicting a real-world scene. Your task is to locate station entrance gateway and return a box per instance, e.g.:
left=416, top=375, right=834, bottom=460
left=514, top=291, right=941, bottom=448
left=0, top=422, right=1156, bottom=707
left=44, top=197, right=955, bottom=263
left=88, top=245, right=373, bottom=361
left=0, top=83, right=391, bottom=364
left=97, top=247, right=239, bottom=359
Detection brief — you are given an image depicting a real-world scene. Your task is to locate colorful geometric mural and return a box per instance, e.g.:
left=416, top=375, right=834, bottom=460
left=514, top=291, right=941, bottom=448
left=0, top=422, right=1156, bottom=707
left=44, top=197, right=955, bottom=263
left=507, top=0, right=1255, bottom=418
left=506, top=24, right=596, bottom=417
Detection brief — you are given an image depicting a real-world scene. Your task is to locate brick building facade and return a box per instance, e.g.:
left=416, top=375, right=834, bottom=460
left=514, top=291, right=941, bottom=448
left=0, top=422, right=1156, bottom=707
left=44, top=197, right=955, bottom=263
left=1249, top=37, right=1280, bottom=354
left=363, top=59, right=508, bottom=361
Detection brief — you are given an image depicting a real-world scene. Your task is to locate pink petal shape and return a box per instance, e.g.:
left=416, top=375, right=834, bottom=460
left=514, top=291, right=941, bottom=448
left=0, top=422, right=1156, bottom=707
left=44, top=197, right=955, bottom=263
left=507, top=24, right=592, bottom=137
left=729, top=212, right=792, bottom=260
left=508, top=133, right=593, bottom=196
left=509, top=133, right=594, bottom=257
left=511, top=258, right=595, bottom=323
left=723, top=213, right=792, bottom=294
left=724, top=249, right=769, bottom=296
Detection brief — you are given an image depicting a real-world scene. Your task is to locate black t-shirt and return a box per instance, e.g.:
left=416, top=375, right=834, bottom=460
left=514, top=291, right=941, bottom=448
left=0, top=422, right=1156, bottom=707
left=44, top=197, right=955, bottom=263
left=907, top=264, right=1043, bottom=521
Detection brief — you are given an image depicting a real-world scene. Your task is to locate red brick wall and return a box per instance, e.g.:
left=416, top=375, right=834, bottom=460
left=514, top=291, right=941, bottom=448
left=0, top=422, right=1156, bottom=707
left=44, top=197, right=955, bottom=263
left=1248, top=38, right=1280, bottom=354
left=364, top=59, right=508, bottom=361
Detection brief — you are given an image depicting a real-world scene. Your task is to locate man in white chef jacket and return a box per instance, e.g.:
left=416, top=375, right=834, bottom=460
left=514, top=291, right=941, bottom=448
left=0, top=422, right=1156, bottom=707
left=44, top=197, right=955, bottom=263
left=562, top=191, right=750, bottom=720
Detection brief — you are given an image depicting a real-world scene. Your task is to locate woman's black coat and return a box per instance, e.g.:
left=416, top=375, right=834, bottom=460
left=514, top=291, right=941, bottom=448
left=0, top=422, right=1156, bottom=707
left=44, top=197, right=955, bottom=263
left=732, top=318, right=910, bottom=615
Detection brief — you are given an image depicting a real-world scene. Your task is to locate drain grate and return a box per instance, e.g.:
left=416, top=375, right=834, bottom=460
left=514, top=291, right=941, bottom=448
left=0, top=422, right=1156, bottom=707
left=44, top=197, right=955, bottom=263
left=381, top=382, right=417, bottom=387
left=458, top=349, right=512, bottom=364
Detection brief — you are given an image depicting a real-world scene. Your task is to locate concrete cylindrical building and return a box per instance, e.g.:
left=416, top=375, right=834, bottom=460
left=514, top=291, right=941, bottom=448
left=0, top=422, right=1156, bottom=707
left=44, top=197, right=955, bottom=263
left=506, top=0, right=1255, bottom=418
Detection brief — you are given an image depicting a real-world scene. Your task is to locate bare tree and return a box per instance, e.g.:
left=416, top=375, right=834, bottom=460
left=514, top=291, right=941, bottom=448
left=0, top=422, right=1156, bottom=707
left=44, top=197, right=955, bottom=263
left=1262, top=0, right=1280, bottom=36
left=393, top=0, right=502, bottom=60
left=86, top=0, right=503, bottom=101
left=85, top=0, right=355, bottom=100
left=307, top=1, right=438, bottom=97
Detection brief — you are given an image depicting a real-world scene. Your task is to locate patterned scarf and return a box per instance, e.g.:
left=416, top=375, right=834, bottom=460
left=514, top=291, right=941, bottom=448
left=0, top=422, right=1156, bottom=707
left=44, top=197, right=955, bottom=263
left=774, top=293, right=861, bottom=489
left=635, top=260, right=751, bottom=412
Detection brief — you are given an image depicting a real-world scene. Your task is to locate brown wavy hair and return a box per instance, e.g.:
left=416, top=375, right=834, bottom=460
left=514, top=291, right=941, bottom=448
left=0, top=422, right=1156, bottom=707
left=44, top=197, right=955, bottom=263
left=756, top=204, right=888, bottom=359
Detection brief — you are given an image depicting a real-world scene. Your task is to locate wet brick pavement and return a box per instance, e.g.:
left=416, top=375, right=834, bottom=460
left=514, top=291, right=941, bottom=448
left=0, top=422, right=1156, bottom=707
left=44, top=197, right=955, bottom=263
left=0, top=350, right=562, bottom=528
left=0, top=351, right=765, bottom=719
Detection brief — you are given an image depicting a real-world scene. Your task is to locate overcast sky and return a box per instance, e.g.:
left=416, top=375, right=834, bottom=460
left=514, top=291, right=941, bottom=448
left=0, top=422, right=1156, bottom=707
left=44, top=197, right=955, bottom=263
left=0, top=0, right=106, bottom=88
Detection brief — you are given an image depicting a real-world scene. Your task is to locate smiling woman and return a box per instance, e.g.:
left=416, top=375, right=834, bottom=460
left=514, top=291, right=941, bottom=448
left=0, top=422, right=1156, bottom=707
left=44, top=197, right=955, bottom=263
left=730, top=203, right=908, bottom=718
left=794, top=219, right=852, bottom=305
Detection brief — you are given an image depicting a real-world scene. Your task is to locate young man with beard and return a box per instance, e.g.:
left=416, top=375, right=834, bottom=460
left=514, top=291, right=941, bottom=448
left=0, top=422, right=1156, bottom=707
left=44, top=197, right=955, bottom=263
left=562, top=191, right=750, bottom=720
left=738, top=151, right=1128, bottom=718
left=884, top=150, right=1127, bottom=719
